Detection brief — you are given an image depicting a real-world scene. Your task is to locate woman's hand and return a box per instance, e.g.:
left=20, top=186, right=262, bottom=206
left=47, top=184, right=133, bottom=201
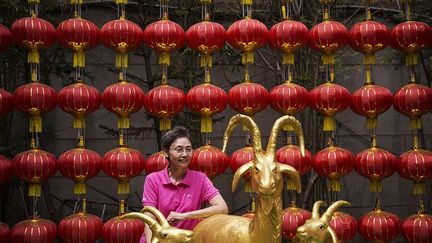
left=167, top=211, right=188, bottom=223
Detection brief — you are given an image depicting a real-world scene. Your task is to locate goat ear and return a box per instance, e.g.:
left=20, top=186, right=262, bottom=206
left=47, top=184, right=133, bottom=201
left=328, top=226, right=338, bottom=243
left=120, top=212, right=161, bottom=231
left=279, top=163, right=301, bottom=193
left=232, top=161, right=253, bottom=192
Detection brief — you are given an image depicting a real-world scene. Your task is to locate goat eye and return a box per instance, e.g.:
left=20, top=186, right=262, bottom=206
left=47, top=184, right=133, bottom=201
left=162, top=233, right=168, bottom=238
left=254, top=166, right=260, bottom=172
left=319, top=224, right=324, bottom=230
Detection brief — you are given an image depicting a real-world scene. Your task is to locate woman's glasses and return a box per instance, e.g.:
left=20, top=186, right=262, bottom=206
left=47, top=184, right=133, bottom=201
left=170, top=146, right=193, bottom=155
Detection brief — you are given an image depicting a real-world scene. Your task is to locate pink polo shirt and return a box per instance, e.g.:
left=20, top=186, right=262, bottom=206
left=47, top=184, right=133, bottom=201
left=140, top=166, right=220, bottom=242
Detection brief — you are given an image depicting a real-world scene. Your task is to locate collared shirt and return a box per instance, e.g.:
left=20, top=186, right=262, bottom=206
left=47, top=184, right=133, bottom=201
left=140, top=166, right=220, bottom=242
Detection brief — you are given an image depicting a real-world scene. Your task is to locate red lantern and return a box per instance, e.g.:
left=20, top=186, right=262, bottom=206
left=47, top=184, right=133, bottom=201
left=144, top=84, right=185, bottom=131
left=189, top=143, right=229, bottom=179
left=102, top=142, right=145, bottom=194
left=57, top=18, right=100, bottom=68
left=349, top=20, right=389, bottom=64
left=397, top=148, right=432, bottom=195
left=11, top=217, right=57, bottom=243
left=12, top=141, right=57, bottom=197
left=0, top=155, right=13, bottom=183
left=228, top=82, right=268, bottom=117
left=329, top=211, right=357, bottom=242
left=11, top=17, right=56, bottom=64
left=313, top=139, right=354, bottom=192
left=100, top=19, right=142, bottom=69
left=185, top=21, right=226, bottom=67
left=390, top=21, right=430, bottom=65
left=309, top=83, right=350, bottom=131
left=13, top=82, right=57, bottom=133
left=143, top=19, right=185, bottom=65
left=102, top=81, right=145, bottom=129
left=0, top=88, right=13, bottom=116
left=309, top=21, right=348, bottom=64
left=186, top=83, right=227, bottom=133
left=351, top=84, right=393, bottom=129
left=402, top=206, right=432, bottom=243
left=282, top=205, right=311, bottom=240
left=269, top=82, right=308, bottom=116
left=393, top=83, right=432, bottom=129
left=0, top=222, right=10, bottom=243
left=59, top=212, right=103, bottom=243
left=268, top=20, right=308, bottom=64
left=227, top=18, right=268, bottom=64
left=145, top=151, right=169, bottom=175
left=230, top=145, right=254, bottom=192
left=102, top=215, right=144, bottom=243
left=359, top=205, right=402, bottom=242
left=58, top=82, right=101, bottom=129
left=0, top=24, right=12, bottom=51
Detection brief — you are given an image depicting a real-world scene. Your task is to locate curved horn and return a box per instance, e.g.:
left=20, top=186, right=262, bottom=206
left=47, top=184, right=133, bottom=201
left=140, top=206, right=169, bottom=227
left=266, top=116, right=305, bottom=156
left=232, top=161, right=253, bottom=192
left=120, top=212, right=161, bottom=231
left=222, top=114, right=262, bottom=154
left=279, top=164, right=301, bottom=193
left=311, top=201, right=327, bottom=219
left=321, top=200, right=351, bottom=222
left=328, top=226, right=339, bottom=243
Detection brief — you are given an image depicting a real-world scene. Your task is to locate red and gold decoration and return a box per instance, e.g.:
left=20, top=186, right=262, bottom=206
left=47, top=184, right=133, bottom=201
left=58, top=81, right=101, bottom=129
left=144, top=151, right=169, bottom=174
left=391, top=21, right=430, bottom=65
left=329, top=211, right=357, bottom=242
left=229, top=145, right=254, bottom=192
left=0, top=24, right=12, bottom=51
left=12, top=139, right=57, bottom=197
left=0, top=222, right=10, bottom=243
left=189, top=142, right=229, bottom=179
left=0, top=155, right=13, bottom=183
left=282, top=204, right=311, bottom=240
left=313, top=138, right=354, bottom=191
left=402, top=201, right=432, bottom=243
left=0, top=88, right=14, bottom=116
left=102, top=135, right=145, bottom=194
left=269, top=81, right=308, bottom=118
left=10, top=217, right=57, bottom=243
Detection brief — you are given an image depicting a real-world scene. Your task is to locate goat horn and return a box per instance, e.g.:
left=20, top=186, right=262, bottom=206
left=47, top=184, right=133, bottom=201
left=328, top=226, right=338, bottom=243
left=311, top=201, right=327, bottom=219
left=140, top=206, right=170, bottom=227
left=120, top=212, right=161, bottom=231
left=222, top=114, right=262, bottom=154
left=232, top=161, right=253, bottom=192
left=279, top=164, right=301, bottom=193
left=321, top=200, right=351, bottom=223
left=266, top=116, right=305, bottom=156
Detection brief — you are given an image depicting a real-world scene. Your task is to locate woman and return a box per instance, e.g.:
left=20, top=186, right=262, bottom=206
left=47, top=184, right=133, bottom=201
left=141, top=126, right=228, bottom=242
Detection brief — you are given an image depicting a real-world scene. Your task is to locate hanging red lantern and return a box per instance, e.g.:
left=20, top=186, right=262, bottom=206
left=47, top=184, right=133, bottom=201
left=186, top=83, right=227, bottom=133
left=351, top=84, right=393, bottom=129
left=0, top=155, right=13, bottom=183
left=57, top=18, right=100, bottom=68
left=144, top=84, right=185, bottom=131
left=10, top=217, right=57, bottom=243
left=58, top=82, right=101, bottom=129
left=359, top=203, right=402, bottom=242
left=102, top=81, right=145, bottom=129
left=13, top=82, right=57, bottom=133
left=349, top=20, right=389, bottom=65
left=308, top=20, right=348, bottom=64
left=145, top=151, right=169, bottom=174
left=189, top=142, right=229, bottom=179
left=59, top=210, right=103, bottom=243
left=309, top=83, right=350, bottom=131
left=11, top=16, right=56, bottom=64
left=185, top=21, right=226, bottom=67
left=393, top=83, right=432, bottom=129
left=329, top=211, right=357, bottom=242
left=402, top=202, right=432, bottom=243
left=268, top=20, right=308, bottom=65
left=269, top=82, right=308, bottom=116
left=281, top=205, right=311, bottom=240
left=12, top=140, right=57, bottom=197
left=100, top=18, right=142, bottom=69
left=227, top=18, right=268, bottom=64
left=230, top=145, right=254, bottom=192
left=390, top=21, right=430, bottom=65
left=228, top=81, right=268, bottom=117
left=102, top=139, right=145, bottom=194
left=0, top=24, right=12, bottom=51
left=397, top=148, right=432, bottom=195
left=0, top=88, right=13, bottom=116
left=102, top=215, right=144, bottom=243
left=0, top=222, right=10, bottom=243
left=313, top=139, right=354, bottom=192
left=143, top=19, right=185, bottom=66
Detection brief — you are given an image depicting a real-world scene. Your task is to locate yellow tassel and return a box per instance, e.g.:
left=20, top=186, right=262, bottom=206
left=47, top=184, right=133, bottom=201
left=118, top=180, right=130, bottom=194
left=30, top=116, right=42, bottom=133
left=287, top=180, right=297, bottom=191
left=28, top=0, right=40, bottom=3
left=242, top=52, right=254, bottom=64
left=282, top=52, right=295, bottom=65
left=74, top=182, right=86, bottom=195
left=330, top=69, right=335, bottom=82
left=244, top=181, right=253, bottom=193
left=283, top=124, right=294, bottom=131
left=328, top=179, right=341, bottom=192
left=159, top=52, right=171, bottom=65
left=413, top=181, right=425, bottom=195
left=73, top=51, right=85, bottom=68
left=406, top=54, right=418, bottom=65
left=369, top=179, right=382, bottom=192
left=366, top=117, right=377, bottom=130
left=116, top=0, right=128, bottom=4
left=365, top=69, right=372, bottom=84
left=70, top=0, right=83, bottom=4
left=251, top=197, right=255, bottom=212
left=200, top=0, right=212, bottom=3
left=118, top=116, right=130, bottom=129
left=160, top=117, right=171, bottom=131
left=73, top=115, right=85, bottom=129
left=282, top=6, right=287, bottom=19
left=201, top=116, right=212, bottom=133
left=323, top=116, right=336, bottom=131
left=28, top=183, right=41, bottom=197
left=409, top=117, right=421, bottom=129
left=31, top=69, right=37, bottom=82
left=322, top=54, right=335, bottom=65
left=363, top=53, right=376, bottom=65
left=115, top=53, right=128, bottom=69
left=240, top=0, right=253, bottom=5
left=28, top=50, right=40, bottom=64
left=200, top=54, right=212, bottom=68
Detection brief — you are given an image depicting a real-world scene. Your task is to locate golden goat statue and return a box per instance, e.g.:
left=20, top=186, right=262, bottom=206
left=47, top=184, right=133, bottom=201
left=192, top=114, right=304, bottom=243
left=296, top=200, right=351, bottom=243
left=121, top=206, right=193, bottom=243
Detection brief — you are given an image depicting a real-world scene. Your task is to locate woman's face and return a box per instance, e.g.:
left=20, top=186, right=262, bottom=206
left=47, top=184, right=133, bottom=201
left=167, top=137, right=193, bottom=170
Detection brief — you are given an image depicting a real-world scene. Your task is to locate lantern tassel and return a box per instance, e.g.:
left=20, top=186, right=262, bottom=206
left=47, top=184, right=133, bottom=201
left=323, top=116, right=336, bottom=131
left=363, top=53, right=376, bottom=65
left=118, top=116, right=130, bottom=129
left=116, top=0, right=128, bottom=4
left=118, top=179, right=130, bottom=195
left=287, top=180, right=298, bottom=191
left=30, top=116, right=42, bottom=133
left=200, top=54, right=213, bottom=68
left=244, top=180, right=253, bottom=193
left=282, top=52, right=295, bottom=65
left=242, top=51, right=254, bottom=64
left=369, top=179, right=382, bottom=192
left=366, top=117, right=377, bottom=130
left=240, top=0, right=252, bottom=5
left=28, top=183, right=41, bottom=197
left=406, top=53, right=417, bottom=65
left=160, top=117, right=171, bottom=131
left=328, top=179, right=341, bottom=192
left=115, top=53, right=128, bottom=69
left=159, top=52, right=171, bottom=65
left=73, top=51, right=85, bottom=68
left=413, top=181, right=425, bottom=195
left=71, top=0, right=83, bottom=4
left=322, top=54, right=335, bottom=65
left=28, top=50, right=40, bottom=64
left=283, top=124, right=294, bottom=131
left=409, top=117, right=421, bottom=129
left=74, top=182, right=86, bottom=195
left=28, top=0, right=40, bottom=4
left=73, top=114, right=85, bottom=129
left=201, top=116, right=213, bottom=133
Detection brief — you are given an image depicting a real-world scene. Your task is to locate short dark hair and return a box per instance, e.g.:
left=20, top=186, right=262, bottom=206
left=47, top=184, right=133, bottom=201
left=160, top=126, right=191, bottom=151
